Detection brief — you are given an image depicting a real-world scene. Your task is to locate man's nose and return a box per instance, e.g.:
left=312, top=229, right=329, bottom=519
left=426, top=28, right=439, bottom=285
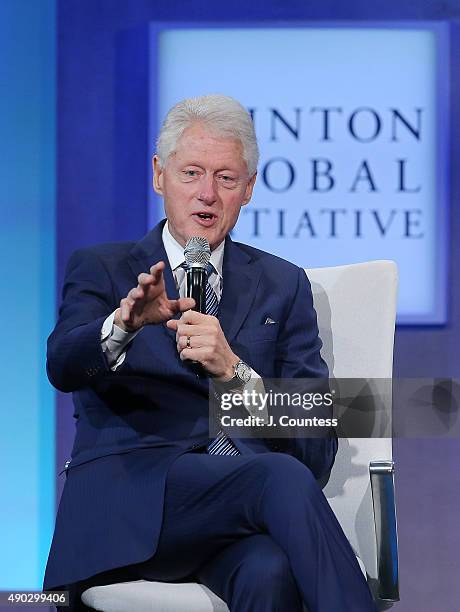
left=197, top=174, right=218, bottom=205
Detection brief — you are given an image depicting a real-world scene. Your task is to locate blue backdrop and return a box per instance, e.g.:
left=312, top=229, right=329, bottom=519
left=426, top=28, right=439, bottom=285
left=0, top=0, right=55, bottom=590
left=1, top=1, right=459, bottom=609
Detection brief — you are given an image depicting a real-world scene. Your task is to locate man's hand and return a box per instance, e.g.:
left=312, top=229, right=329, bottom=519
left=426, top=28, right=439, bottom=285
left=114, top=261, right=195, bottom=332
left=166, top=310, right=238, bottom=381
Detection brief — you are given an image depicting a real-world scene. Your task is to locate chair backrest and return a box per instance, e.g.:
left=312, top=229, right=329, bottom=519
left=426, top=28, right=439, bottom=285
left=305, top=260, right=398, bottom=581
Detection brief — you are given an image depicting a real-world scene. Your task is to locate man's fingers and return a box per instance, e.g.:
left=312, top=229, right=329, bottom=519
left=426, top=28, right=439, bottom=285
left=119, top=260, right=191, bottom=329
left=177, top=334, right=214, bottom=351
left=127, top=287, right=139, bottom=301
left=179, top=346, right=210, bottom=363
left=180, top=309, right=205, bottom=324
left=149, top=261, right=165, bottom=283
left=164, top=298, right=195, bottom=321
left=138, top=272, right=153, bottom=286
left=176, top=297, right=195, bottom=312
left=120, top=299, right=132, bottom=323
left=132, top=287, right=144, bottom=299
left=149, top=260, right=165, bottom=272
left=165, top=304, right=204, bottom=332
left=176, top=322, right=209, bottom=339
left=128, top=284, right=152, bottom=304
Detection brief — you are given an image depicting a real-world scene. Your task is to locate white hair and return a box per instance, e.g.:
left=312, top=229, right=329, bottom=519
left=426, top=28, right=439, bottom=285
left=156, top=94, right=259, bottom=176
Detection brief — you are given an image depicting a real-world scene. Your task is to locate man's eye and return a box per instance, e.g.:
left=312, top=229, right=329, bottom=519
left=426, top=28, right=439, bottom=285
left=218, top=175, right=237, bottom=184
left=183, top=170, right=198, bottom=177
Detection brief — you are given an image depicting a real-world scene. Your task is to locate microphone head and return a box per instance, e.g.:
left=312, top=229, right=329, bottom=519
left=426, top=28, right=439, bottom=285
left=184, top=236, right=211, bottom=268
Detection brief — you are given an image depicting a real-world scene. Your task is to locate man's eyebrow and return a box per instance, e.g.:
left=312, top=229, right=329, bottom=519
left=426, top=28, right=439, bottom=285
left=179, top=163, right=239, bottom=173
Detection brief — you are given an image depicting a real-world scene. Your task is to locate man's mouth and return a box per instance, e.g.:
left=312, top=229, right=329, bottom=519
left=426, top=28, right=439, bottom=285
left=192, top=212, right=218, bottom=227
left=194, top=212, right=215, bottom=220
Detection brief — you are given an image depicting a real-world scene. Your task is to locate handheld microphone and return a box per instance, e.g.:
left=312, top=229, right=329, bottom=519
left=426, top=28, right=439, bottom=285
left=184, top=236, right=211, bottom=314
left=183, top=237, right=211, bottom=376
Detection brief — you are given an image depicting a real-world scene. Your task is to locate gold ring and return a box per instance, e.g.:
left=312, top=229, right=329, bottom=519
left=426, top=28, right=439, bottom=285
left=186, top=336, right=191, bottom=348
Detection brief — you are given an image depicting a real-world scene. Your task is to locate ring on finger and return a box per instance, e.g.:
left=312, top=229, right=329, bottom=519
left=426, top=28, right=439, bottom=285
left=186, top=335, right=191, bottom=349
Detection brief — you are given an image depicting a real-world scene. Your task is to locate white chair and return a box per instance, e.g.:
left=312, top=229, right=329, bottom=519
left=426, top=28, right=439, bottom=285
left=307, top=260, right=399, bottom=606
left=82, top=260, right=399, bottom=611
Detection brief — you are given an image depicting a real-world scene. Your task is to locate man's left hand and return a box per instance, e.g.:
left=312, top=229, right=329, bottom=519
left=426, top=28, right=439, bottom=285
left=166, top=310, right=238, bottom=381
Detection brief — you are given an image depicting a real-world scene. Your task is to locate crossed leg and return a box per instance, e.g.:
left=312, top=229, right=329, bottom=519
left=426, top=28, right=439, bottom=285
left=131, top=451, right=376, bottom=612
left=196, top=534, right=303, bottom=612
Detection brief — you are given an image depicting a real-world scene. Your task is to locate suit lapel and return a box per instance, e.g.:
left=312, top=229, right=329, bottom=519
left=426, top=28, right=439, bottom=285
left=219, top=237, right=261, bottom=343
left=126, top=223, right=261, bottom=344
left=127, top=220, right=178, bottom=299
left=127, top=220, right=180, bottom=342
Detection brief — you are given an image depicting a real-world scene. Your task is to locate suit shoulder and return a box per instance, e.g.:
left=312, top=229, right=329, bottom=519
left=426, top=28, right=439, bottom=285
left=233, top=241, right=303, bottom=276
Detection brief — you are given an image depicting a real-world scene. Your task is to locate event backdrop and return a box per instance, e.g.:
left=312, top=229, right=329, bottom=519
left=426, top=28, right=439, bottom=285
left=149, top=23, right=449, bottom=324
left=1, top=2, right=460, bottom=611
left=53, top=3, right=460, bottom=609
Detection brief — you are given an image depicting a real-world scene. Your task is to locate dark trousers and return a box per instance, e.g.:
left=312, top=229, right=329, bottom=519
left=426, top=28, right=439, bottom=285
left=74, top=451, right=376, bottom=612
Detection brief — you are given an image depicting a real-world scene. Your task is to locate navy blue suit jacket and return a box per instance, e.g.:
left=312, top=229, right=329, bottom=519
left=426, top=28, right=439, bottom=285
left=43, top=220, right=336, bottom=590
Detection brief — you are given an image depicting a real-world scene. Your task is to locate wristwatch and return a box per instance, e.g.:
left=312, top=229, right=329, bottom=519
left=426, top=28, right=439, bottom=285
left=220, top=360, right=252, bottom=390
left=234, top=360, right=252, bottom=384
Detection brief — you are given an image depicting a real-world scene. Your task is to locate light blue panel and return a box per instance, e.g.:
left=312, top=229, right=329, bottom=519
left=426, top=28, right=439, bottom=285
left=150, top=24, right=448, bottom=324
left=0, top=0, right=56, bottom=589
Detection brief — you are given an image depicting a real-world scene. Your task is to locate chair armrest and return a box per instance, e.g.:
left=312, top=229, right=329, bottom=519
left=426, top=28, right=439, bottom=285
left=369, top=461, right=400, bottom=601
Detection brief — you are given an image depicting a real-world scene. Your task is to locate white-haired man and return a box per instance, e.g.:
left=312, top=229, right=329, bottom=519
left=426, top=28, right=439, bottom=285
left=44, top=95, right=375, bottom=611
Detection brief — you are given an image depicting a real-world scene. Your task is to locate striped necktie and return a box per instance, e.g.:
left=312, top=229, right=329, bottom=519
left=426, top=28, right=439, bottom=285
left=205, top=265, right=240, bottom=456
left=204, top=263, right=219, bottom=317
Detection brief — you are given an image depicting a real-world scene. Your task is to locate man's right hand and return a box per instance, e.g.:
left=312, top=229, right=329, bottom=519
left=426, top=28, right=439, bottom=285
left=114, top=261, right=195, bottom=332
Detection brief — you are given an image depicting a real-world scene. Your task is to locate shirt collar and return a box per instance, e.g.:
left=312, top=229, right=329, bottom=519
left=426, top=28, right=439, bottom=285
left=162, top=221, right=225, bottom=279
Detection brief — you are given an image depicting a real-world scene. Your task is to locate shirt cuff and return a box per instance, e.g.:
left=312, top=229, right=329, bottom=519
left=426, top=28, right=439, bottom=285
left=242, top=370, right=269, bottom=423
left=101, top=311, right=142, bottom=371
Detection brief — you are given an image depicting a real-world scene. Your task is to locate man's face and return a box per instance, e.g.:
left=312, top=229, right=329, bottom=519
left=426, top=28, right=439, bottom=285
left=153, top=122, right=256, bottom=250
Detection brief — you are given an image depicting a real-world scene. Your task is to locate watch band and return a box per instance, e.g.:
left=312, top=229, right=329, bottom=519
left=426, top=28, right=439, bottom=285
left=218, top=360, right=252, bottom=391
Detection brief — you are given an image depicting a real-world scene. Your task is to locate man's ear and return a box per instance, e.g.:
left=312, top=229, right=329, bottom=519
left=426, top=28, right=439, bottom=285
left=152, top=155, right=164, bottom=195
left=242, top=172, right=257, bottom=206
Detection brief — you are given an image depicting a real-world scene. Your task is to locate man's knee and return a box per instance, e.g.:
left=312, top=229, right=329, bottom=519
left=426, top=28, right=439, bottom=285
left=242, top=546, right=293, bottom=587
left=252, top=452, right=317, bottom=491
left=232, top=536, right=299, bottom=602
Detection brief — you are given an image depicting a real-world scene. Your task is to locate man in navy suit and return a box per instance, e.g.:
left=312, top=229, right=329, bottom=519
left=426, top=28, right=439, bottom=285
left=44, top=95, right=375, bottom=611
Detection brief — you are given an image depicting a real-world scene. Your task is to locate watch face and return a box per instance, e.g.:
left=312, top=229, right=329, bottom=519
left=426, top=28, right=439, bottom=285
left=235, top=361, right=252, bottom=384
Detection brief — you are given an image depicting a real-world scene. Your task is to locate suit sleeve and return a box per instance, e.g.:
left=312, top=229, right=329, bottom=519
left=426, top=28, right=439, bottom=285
left=269, top=267, right=338, bottom=480
left=47, top=249, right=116, bottom=392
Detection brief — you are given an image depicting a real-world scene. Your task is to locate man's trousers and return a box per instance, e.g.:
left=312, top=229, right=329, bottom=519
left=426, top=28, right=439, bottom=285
left=112, top=450, right=377, bottom=612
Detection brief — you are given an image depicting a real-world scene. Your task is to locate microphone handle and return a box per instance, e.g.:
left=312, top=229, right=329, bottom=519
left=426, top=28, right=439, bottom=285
left=185, top=266, right=207, bottom=377
left=186, top=267, right=207, bottom=314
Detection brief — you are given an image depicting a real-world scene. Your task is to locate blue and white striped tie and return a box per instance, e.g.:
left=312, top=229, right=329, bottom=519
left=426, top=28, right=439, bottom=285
left=205, top=265, right=240, bottom=457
